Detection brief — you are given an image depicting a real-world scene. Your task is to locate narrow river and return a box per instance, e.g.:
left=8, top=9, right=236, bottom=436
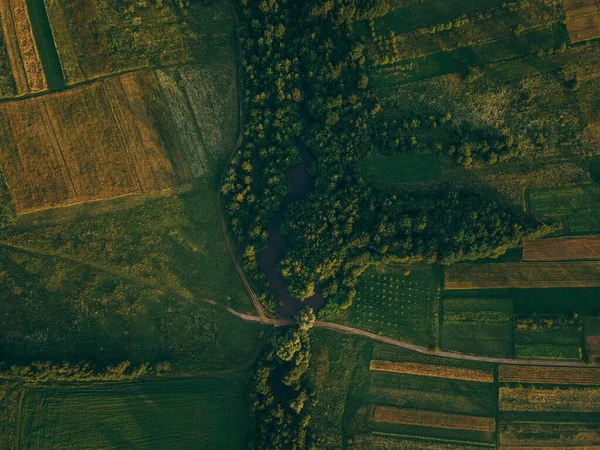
left=257, top=142, right=324, bottom=317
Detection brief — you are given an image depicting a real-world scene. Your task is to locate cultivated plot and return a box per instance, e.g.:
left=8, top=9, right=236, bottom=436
left=0, top=0, right=46, bottom=94
left=565, top=0, right=600, bottom=43
left=523, top=235, right=600, bottom=261
left=0, top=63, right=238, bottom=213
left=348, top=265, right=441, bottom=346
left=441, top=297, right=513, bottom=357
left=445, top=261, right=600, bottom=289
left=18, top=378, right=248, bottom=449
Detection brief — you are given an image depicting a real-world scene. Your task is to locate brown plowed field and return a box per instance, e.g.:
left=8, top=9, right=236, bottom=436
left=523, top=235, right=600, bottom=261
left=499, top=365, right=600, bottom=385
left=587, top=335, right=600, bottom=358
left=445, top=262, right=600, bottom=289
left=565, top=0, right=600, bottom=43
left=374, top=405, right=495, bottom=432
left=0, top=71, right=188, bottom=212
left=370, top=360, right=493, bottom=383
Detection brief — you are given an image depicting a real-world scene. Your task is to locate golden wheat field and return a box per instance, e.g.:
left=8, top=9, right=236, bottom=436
left=370, top=360, right=494, bottom=383
left=499, top=365, right=600, bottom=385
left=499, top=387, right=600, bottom=412
left=0, top=71, right=189, bottom=212
left=373, top=406, right=496, bottom=432
left=445, top=261, right=600, bottom=289
left=565, top=0, right=600, bottom=43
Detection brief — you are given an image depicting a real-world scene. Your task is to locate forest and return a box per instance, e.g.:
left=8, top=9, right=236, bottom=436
left=223, top=0, right=548, bottom=315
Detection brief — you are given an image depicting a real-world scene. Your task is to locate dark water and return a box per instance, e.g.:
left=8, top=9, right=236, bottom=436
left=257, top=143, right=325, bottom=317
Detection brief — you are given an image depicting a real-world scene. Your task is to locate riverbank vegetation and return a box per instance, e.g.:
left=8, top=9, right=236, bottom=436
left=225, top=0, right=549, bottom=315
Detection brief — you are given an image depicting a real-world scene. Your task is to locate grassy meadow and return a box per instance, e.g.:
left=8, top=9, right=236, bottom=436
left=17, top=378, right=248, bottom=449
left=0, top=246, right=260, bottom=371
left=45, top=0, right=236, bottom=83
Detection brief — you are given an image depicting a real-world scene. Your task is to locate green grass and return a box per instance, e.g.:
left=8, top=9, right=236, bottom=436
left=441, top=298, right=513, bottom=357
left=376, top=0, right=506, bottom=34
left=18, top=378, right=248, bottom=449
left=308, top=329, right=371, bottom=449
left=0, top=248, right=261, bottom=372
left=527, top=184, right=600, bottom=235
left=45, top=0, right=235, bottom=83
left=368, top=371, right=497, bottom=416
left=342, top=265, right=441, bottom=347
left=6, top=178, right=253, bottom=313
left=0, top=381, right=22, bottom=450
left=24, top=0, right=65, bottom=89
left=362, top=154, right=441, bottom=184
left=514, top=330, right=582, bottom=360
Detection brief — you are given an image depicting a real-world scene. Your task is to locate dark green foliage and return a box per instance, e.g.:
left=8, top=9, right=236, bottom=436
left=0, top=166, right=16, bottom=233
left=248, top=308, right=316, bottom=450
left=281, top=184, right=545, bottom=306
left=224, top=0, right=546, bottom=312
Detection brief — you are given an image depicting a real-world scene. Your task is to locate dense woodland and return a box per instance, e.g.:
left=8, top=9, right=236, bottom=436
left=248, top=308, right=316, bottom=450
left=223, top=0, right=548, bottom=315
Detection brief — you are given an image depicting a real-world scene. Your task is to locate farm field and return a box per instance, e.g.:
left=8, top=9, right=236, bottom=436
left=445, top=261, right=600, bottom=289
left=44, top=0, right=236, bottom=83
left=17, top=378, right=248, bottom=449
left=499, top=387, right=600, bottom=412
left=499, top=365, right=600, bottom=385
left=527, top=185, right=600, bottom=235
left=0, top=63, right=238, bottom=213
left=523, top=235, right=600, bottom=261
left=586, top=317, right=600, bottom=361
left=336, top=265, right=441, bottom=347
left=370, top=360, right=494, bottom=383
left=374, top=406, right=495, bottom=432
left=0, top=246, right=260, bottom=370
left=0, top=29, right=15, bottom=97
left=565, top=0, right=600, bottom=43
left=0, top=0, right=46, bottom=94
left=441, top=297, right=513, bottom=357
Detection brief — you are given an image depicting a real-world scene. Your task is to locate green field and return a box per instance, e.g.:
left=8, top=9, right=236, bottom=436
left=441, top=298, right=513, bottom=357
left=24, top=0, right=65, bottom=89
left=514, top=329, right=582, bottom=360
left=45, top=0, right=236, bottom=83
left=527, top=184, right=600, bottom=235
left=342, top=265, right=441, bottom=346
left=362, top=154, right=441, bottom=184
left=0, top=247, right=261, bottom=372
left=368, top=371, right=496, bottom=416
left=17, top=378, right=248, bottom=449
